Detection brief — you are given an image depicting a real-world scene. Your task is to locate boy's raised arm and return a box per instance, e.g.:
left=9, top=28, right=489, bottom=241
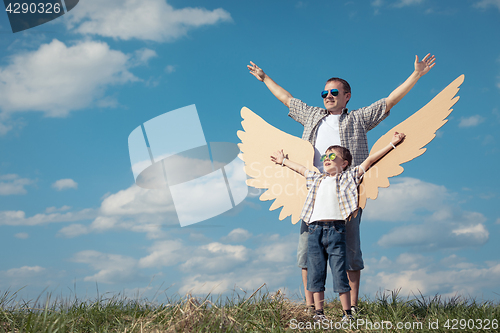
left=248, top=61, right=293, bottom=108
left=270, top=149, right=307, bottom=177
left=359, top=132, right=406, bottom=177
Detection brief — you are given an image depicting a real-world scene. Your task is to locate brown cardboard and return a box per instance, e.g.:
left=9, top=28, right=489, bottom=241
left=238, top=75, right=464, bottom=223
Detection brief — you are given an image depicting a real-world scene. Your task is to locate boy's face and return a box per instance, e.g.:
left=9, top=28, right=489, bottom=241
left=322, top=149, right=348, bottom=176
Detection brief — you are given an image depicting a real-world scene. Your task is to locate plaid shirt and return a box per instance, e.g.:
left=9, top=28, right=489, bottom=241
left=300, top=167, right=363, bottom=223
left=289, top=98, right=388, bottom=168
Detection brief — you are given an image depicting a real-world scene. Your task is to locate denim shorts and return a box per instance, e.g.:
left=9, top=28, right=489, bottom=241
left=346, top=208, right=364, bottom=271
left=297, top=208, right=364, bottom=270
left=306, top=221, right=351, bottom=294
left=297, top=220, right=309, bottom=269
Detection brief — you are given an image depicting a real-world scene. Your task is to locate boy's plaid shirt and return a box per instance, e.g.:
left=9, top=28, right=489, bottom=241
left=300, top=167, right=364, bottom=224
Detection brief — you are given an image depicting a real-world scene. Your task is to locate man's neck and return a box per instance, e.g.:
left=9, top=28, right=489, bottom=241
left=328, top=110, right=342, bottom=115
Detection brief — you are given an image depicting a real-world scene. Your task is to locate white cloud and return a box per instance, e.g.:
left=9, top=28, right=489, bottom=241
left=65, top=0, right=232, bottom=42
left=57, top=224, right=89, bottom=238
left=45, top=205, right=72, bottom=213
left=99, top=185, right=175, bottom=216
left=220, top=228, right=252, bottom=243
left=4, top=266, right=45, bottom=277
left=164, top=65, right=176, bottom=73
left=363, top=178, right=489, bottom=250
left=364, top=178, right=449, bottom=222
left=0, top=39, right=139, bottom=119
left=52, top=183, right=177, bottom=238
left=138, top=240, right=185, bottom=268
left=393, top=0, right=424, bottom=8
left=71, top=250, right=140, bottom=284
left=180, top=242, right=249, bottom=274
left=0, top=208, right=96, bottom=226
left=134, top=48, right=157, bottom=64
left=458, top=115, right=485, bottom=128
left=0, top=174, right=34, bottom=195
left=364, top=254, right=500, bottom=298
left=14, top=232, right=29, bottom=239
left=52, top=178, right=78, bottom=191
left=474, top=0, right=500, bottom=11
left=377, top=209, right=488, bottom=249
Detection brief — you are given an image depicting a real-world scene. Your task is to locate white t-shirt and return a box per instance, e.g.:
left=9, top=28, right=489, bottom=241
left=309, top=176, right=343, bottom=222
left=313, top=114, right=341, bottom=173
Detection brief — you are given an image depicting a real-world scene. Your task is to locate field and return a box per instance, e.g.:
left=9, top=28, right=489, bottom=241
left=1, top=285, right=499, bottom=332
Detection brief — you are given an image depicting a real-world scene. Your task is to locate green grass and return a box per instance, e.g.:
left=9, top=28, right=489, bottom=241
left=1, top=286, right=499, bottom=332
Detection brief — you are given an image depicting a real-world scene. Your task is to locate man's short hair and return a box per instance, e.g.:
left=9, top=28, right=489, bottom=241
left=325, top=77, right=351, bottom=105
left=326, top=145, right=352, bottom=170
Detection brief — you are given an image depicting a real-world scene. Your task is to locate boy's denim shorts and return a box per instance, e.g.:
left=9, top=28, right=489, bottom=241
left=306, top=221, right=351, bottom=294
left=297, top=208, right=364, bottom=271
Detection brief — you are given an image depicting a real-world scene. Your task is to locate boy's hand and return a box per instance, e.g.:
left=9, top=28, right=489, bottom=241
left=248, top=61, right=266, bottom=81
left=391, top=132, right=406, bottom=146
left=270, top=149, right=286, bottom=165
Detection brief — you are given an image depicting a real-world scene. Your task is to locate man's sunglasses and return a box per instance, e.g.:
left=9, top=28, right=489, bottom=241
left=321, top=89, right=339, bottom=99
left=320, top=152, right=337, bottom=162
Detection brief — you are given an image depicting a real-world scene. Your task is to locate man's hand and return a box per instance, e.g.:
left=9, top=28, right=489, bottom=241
left=415, top=54, right=436, bottom=77
left=247, top=61, right=266, bottom=82
left=271, top=149, right=286, bottom=165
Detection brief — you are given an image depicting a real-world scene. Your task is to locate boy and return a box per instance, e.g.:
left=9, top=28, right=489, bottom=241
left=270, top=131, right=406, bottom=321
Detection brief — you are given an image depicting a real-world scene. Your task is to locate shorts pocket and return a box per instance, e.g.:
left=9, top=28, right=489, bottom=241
left=308, top=224, right=319, bottom=234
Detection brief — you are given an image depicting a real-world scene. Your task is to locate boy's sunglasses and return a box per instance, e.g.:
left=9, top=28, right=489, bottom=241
left=320, top=152, right=337, bottom=162
left=321, top=89, right=339, bottom=99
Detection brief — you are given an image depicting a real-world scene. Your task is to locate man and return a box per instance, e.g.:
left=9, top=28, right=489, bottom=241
left=247, top=54, right=435, bottom=314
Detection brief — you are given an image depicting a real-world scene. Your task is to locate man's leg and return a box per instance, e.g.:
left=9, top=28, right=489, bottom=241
left=347, top=270, right=360, bottom=307
left=302, top=269, right=314, bottom=307
left=297, top=220, right=314, bottom=307
left=346, top=209, right=364, bottom=308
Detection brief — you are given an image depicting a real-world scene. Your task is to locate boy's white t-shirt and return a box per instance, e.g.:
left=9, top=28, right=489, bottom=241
left=309, top=176, right=344, bottom=222
left=314, top=114, right=341, bottom=173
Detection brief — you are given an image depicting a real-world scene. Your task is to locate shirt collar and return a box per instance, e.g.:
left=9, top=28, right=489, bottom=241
left=323, top=107, right=349, bottom=115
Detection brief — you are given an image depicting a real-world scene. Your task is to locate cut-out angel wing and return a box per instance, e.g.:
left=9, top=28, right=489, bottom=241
left=359, top=75, right=464, bottom=209
left=237, top=107, right=318, bottom=224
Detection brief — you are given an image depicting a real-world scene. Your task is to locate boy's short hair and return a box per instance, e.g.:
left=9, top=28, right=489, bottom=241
left=326, top=145, right=352, bottom=170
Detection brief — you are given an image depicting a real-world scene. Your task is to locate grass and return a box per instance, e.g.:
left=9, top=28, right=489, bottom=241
left=1, top=286, right=499, bottom=332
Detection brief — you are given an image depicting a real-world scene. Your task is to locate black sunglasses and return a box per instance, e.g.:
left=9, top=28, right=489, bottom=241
left=321, top=89, right=339, bottom=98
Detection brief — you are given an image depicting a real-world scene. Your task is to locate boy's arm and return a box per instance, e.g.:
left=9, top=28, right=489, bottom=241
left=359, top=132, right=406, bottom=177
left=270, top=149, right=307, bottom=177
left=385, top=54, right=436, bottom=112
left=248, top=61, right=293, bottom=108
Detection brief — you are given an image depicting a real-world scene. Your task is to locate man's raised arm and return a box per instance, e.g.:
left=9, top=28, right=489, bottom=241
left=385, top=53, right=436, bottom=112
left=247, top=61, right=293, bottom=108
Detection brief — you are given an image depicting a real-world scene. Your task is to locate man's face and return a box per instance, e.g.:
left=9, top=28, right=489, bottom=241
left=322, top=81, right=351, bottom=114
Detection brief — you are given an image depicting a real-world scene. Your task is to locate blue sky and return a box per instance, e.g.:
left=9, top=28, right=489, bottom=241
left=0, top=0, right=499, bottom=303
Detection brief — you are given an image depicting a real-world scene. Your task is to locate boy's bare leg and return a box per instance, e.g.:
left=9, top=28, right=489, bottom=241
left=313, top=291, right=324, bottom=311
left=339, top=291, right=351, bottom=313
left=347, top=270, right=360, bottom=307
left=302, top=268, right=314, bottom=306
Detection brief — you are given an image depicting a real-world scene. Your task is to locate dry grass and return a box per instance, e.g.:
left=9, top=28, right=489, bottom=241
left=1, top=286, right=499, bottom=332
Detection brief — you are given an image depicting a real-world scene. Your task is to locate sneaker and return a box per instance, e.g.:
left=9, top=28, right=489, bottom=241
left=304, top=305, right=315, bottom=315
left=342, top=314, right=354, bottom=322
left=351, top=305, right=359, bottom=316
left=313, top=313, right=328, bottom=323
